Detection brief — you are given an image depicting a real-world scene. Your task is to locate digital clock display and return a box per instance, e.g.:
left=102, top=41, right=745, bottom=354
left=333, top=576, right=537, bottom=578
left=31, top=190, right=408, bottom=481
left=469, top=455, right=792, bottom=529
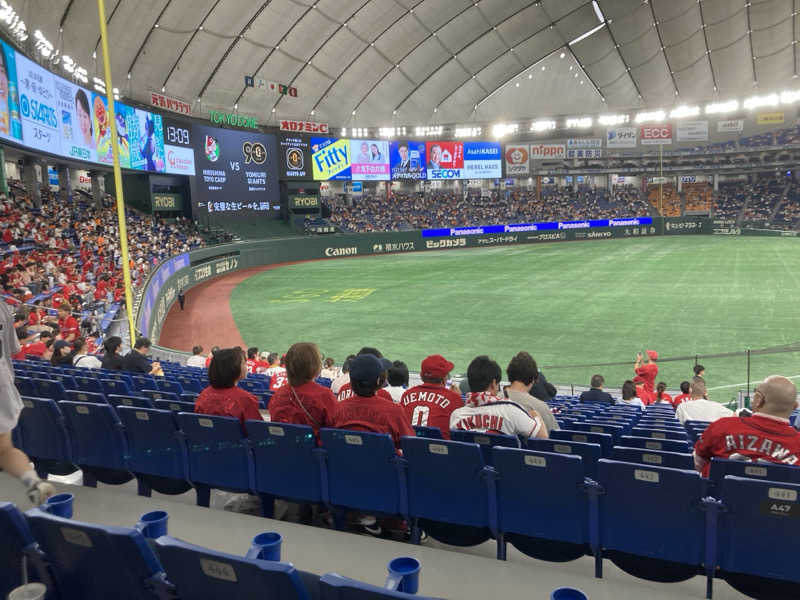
left=163, top=118, right=191, bottom=147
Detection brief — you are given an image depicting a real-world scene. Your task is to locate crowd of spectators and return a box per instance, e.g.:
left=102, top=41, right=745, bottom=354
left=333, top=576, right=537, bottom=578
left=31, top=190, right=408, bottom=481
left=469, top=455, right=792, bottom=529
left=740, top=178, right=787, bottom=223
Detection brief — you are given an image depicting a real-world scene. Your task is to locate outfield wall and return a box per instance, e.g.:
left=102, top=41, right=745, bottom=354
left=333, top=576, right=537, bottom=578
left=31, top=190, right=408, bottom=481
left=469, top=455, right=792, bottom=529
left=138, top=217, right=797, bottom=350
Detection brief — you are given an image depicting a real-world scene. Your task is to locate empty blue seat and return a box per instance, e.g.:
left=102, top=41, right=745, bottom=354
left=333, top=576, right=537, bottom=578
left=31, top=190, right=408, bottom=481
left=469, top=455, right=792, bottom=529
left=709, top=457, right=800, bottom=489
left=101, top=378, right=132, bottom=396
left=141, top=389, right=179, bottom=403
left=238, top=379, right=266, bottom=393
left=492, top=447, right=599, bottom=563
left=716, top=476, right=800, bottom=599
left=155, top=536, right=311, bottom=600
left=178, top=412, right=254, bottom=507
left=320, top=429, right=406, bottom=522
left=73, top=375, right=104, bottom=393
left=60, top=400, right=133, bottom=487
left=180, top=392, right=198, bottom=403
left=527, top=438, right=601, bottom=479
left=15, top=396, right=76, bottom=477
left=14, top=375, right=35, bottom=396
left=66, top=390, right=107, bottom=405
left=108, top=394, right=156, bottom=410
left=570, top=422, right=626, bottom=443
left=449, top=430, right=519, bottom=465
left=618, top=435, right=690, bottom=453
left=32, top=378, right=68, bottom=401
left=611, top=446, right=694, bottom=470
left=320, top=573, right=441, bottom=599
left=630, top=428, right=688, bottom=441
left=316, top=377, right=332, bottom=388
left=596, top=459, right=713, bottom=585
left=130, top=374, right=157, bottom=391
left=551, top=429, right=613, bottom=457
left=26, top=508, right=168, bottom=600
left=0, top=503, right=52, bottom=597
left=52, top=373, right=77, bottom=391
left=413, top=425, right=443, bottom=439
left=155, top=399, right=195, bottom=413
left=402, top=436, right=493, bottom=546
left=155, top=378, right=184, bottom=395
left=117, top=406, right=191, bottom=497
left=247, top=421, right=325, bottom=515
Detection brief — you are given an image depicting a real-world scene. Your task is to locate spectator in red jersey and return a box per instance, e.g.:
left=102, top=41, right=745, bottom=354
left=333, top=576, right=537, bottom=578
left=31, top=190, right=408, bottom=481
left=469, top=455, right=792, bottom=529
left=204, top=346, right=220, bottom=369
left=269, top=342, right=336, bottom=439
left=694, top=375, right=800, bottom=476
left=400, top=354, right=463, bottom=439
left=264, top=352, right=288, bottom=391
left=671, top=381, right=691, bottom=408
left=18, top=330, right=51, bottom=358
left=652, top=382, right=673, bottom=406
left=633, top=350, right=658, bottom=404
left=245, top=347, right=260, bottom=375
left=50, top=304, right=79, bottom=342
left=336, top=347, right=394, bottom=403
left=332, top=353, right=414, bottom=449
left=195, top=347, right=263, bottom=433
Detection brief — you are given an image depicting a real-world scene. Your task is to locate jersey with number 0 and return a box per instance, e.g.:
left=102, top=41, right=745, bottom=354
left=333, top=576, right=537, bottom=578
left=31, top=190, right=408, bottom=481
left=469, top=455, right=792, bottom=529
left=400, top=383, right=463, bottom=439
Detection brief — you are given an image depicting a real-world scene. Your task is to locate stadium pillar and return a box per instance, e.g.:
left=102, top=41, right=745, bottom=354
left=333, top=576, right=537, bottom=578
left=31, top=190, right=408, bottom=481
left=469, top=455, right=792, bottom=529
left=90, top=172, right=104, bottom=209
left=0, top=146, right=7, bottom=196
left=96, top=0, right=137, bottom=345
left=58, top=166, right=71, bottom=203
left=22, top=156, right=41, bottom=208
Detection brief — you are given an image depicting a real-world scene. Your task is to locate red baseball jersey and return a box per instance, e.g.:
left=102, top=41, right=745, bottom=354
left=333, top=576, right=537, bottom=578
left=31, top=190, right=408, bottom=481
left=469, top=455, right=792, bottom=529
left=336, top=382, right=393, bottom=403
left=635, top=363, right=658, bottom=392
left=269, top=381, right=336, bottom=438
left=331, top=394, right=414, bottom=449
left=194, top=386, right=263, bottom=433
left=400, top=383, right=462, bottom=439
left=694, top=413, right=800, bottom=476
left=671, top=393, right=691, bottom=408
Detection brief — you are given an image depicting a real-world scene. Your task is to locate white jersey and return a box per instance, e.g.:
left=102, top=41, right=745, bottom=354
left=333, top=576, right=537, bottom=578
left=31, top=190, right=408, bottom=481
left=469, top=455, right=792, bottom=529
left=186, top=355, right=206, bottom=368
left=450, top=401, right=542, bottom=439
left=331, top=372, right=350, bottom=395
left=676, top=399, right=733, bottom=425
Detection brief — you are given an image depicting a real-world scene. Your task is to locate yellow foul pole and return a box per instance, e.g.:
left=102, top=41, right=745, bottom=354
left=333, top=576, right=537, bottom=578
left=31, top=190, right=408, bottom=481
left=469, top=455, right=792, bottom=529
left=96, top=0, right=137, bottom=344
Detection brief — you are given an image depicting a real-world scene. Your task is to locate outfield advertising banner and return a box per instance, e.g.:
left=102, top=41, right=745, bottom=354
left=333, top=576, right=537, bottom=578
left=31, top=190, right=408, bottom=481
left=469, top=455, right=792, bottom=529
left=350, top=139, right=390, bottom=181
left=717, top=119, right=744, bottom=133
left=421, top=216, right=653, bottom=237
left=567, top=138, right=602, bottom=149
left=504, top=145, right=529, bottom=176
left=606, top=127, right=637, bottom=148
left=676, top=120, right=708, bottom=142
left=389, top=140, right=426, bottom=180
left=311, top=137, right=351, bottom=180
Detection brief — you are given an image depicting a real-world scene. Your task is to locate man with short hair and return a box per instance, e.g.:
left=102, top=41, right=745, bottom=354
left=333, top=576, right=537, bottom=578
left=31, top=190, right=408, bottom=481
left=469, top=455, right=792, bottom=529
left=336, top=347, right=393, bottom=403
left=332, top=353, right=414, bottom=449
left=579, top=374, right=615, bottom=405
left=186, top=345, right=205, bottom=368
left=245, top=347, right=260, bottom=375
left=122, top=337, right=161, bottom=375
left=449, top=355, right=548, bottom=440
left=671, top=381, right=691, bottom=408
left=693, top=375, right=800, bottom=476
left=504, top=352, right=559, bottom=433
left=693, top=364, right=705, bottom=379
left=675, top=377, right=733, bottom=425
left=401, top=354, right=463, bottom=438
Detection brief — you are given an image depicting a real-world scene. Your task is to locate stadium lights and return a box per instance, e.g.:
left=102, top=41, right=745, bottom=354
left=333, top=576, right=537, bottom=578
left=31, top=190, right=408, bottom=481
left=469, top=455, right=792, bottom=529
left=634, top=109, right=665, bottom=123
left=743, top=93, right=778, bottom=109
left=491, top=123, right=519, bottom=138
left=669, top=105, right=700, bottom=119
left=340, top=128, right=347, bottom=136
left=351, top=127, right=369, bottom=137
left=415, top=126, right=443, bottom=137
left=568, top=22, right=605, bottom=46
left=598, top=114, right=629, bottom=125
left=592, top=0, right=605, bottom=22
left=379, top=127, right=407, bottom=138
left=565, top=116, right=592, bottom=128
left=33, top=29, right=53, bottom=58
left=0, top=1, right=28, bottom=42
left=454, top=126, right=482, bottom=138
left=779, top=90, right=800, bottom=104
left=530, top=119, right=556, bottom=133
left=704, top=99, right=739, bottom=114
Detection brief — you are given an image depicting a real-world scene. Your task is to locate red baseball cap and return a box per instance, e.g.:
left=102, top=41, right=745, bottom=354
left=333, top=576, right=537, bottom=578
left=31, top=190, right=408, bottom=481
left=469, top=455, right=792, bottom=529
left=421, top=354, right=454, bottom=379
left=646, top=350, right=658, bottom=360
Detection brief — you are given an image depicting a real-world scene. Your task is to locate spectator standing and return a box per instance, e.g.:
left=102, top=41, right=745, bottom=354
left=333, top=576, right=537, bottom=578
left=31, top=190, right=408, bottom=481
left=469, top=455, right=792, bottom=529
left=401, top=354, right=463, bottom=438
left=503, top=352, right=559, bottom=433
left=579, top=374, right=615, bottom=405
left=269, top=342, right=336, bottom=439
left=676, top=377, right=733, bottom=425
left=122, top=337, right=161, bottom=375
left=195, top=347, right=263, bottom=432
left=693, top=364, right=705, bottom=379
left=634, top=350, right=659, bottom=404
left=178, top=289, right=185, bottom=310
left=385, top=361, right=409, bottom=403
left=618, top=380, right=645, bottom=409
left=694, top=376, right=800, bottom=476
left=100, top=336, right=124, bottom=370
left=186, top=345, right=206, bottom=368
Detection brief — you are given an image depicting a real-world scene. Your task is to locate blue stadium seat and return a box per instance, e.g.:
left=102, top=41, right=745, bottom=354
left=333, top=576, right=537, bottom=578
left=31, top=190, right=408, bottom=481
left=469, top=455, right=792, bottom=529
left=716, top=476, right=800, bottom=599
left=630, top=427, right=688, bottom=441
left=32, top=378, right=68, bottom=401
left=155, top=399, right=195, bottom=413
left=320, top=573, right=442, bottom=599
left=108, top=394, right=156, bottom=410
left=247, top=421, right=325, bottom=516
left=175, top=377, right=203, bottom=393
left=413, top=425, right=443, bottom=439
left=492, top=447, right=600, bottom=563
left=708, top=457, right=800, bottom=490
left=449, top=430, right=519, bottom=465
left=596, top=459, right=714, bottom=586
left=101, top=378, right=133, bottom=396
left=60, top=400, right=133, bottom=487
left=142, top=389, right=180, bottom=403
left=238, top=379, right=266, bottom=394
left=66, top=390, right=107, bottom=405
left=117, top=406, right=191, bottom=497
left=618, top=435, right=690, bottom=453
left=315, top=377, right=332, bottom=388
left=155, top=536, right=312, bottom=600
left=52, top=373, right=77, bottom=391
left=73, top=375, right=104, bottom=393
left=26, top=508, right=169, bottom=600
left=570, top=422, right=626, bottom=443
left=0, top=503, right=52, bottom=598
left=320, top=429, right=407, bottom=523
left=155, top=378, right=184, bottom=395
left=177, top=413, right=254, bottom=507
left=551, top=429, right=613, bottom=457
left=14, top=375, right=35, bottom=396
left=15, top=396, right=76, bottom=477
left=401, top=437, right=493, bottom=547
left=611, top=446, right=694, bottom=470
left=180, top=392, right=198, bottom=404
left=527, top=438, right=601, bottom=480
left=130, top=374, right=157, bottom=391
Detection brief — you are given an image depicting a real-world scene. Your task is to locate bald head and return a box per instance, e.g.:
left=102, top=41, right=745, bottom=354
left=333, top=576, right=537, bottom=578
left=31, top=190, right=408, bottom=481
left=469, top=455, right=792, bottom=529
left=754, top=376, right=798, bottom=418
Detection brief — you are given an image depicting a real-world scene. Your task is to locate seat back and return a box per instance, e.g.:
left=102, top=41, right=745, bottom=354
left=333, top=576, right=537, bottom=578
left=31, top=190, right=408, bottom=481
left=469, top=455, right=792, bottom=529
left=177, top=413, right=252, bottom=491
left=155, top=536, right=310, bottom=600
left=33, top=378, right=67, bottom=401
left=709, top=457, right=800, bottom=489
left=526, top=438, right=601, bottom=479
left=117, top=407, right=188, bottom=481
left=247, top=421, right=323, bottom=503
left=14, top=375, right=35, bottom=396
left=155, top=378, right=184, bottom=394
left=449, top=430, right=519, bottom=465
left=73, top=376, right=103, bottom=393
left=570, top=422, right=625, bottom=443
left=401, top=437, right=489, bottom=529
left=108, top=394, right=156, bottom=410
left=631, top=427, right=688, bottom=441
left=66, top=390, right=107, bottom=405
left=101, top=378, right=132, bottom=396
left=130, top=374, right=157, bottom=391
left=413, top=425, right=443, bottom=439
left=60, top=401, right=128, bottom=471
left=26, top=508, right=165, bottom=600
left=320, top=573, right=441, bottom=600
left=611, top=446, right=694, bottom=470
left=551, top=429, right=613, bottom=457
left=0, top=502, right=40, bottom=596
left=16, top=397, right=73, bottom=463
left=155, top=399, right=195, bottom=413
left=142, top=389, right=180, bottom=403
left=319, top=429, right=404, bottom=516
left=618, top=435, right=690, bottom=453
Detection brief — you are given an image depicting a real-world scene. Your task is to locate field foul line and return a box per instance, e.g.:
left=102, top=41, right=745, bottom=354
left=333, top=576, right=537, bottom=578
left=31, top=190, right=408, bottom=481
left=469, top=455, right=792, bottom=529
left=708, top=374, right=800, bottom=391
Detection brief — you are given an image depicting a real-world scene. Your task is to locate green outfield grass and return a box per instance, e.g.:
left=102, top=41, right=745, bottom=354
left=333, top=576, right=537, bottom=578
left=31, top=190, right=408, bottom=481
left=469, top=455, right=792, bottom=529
left=229, top=236, right=800, bottom=403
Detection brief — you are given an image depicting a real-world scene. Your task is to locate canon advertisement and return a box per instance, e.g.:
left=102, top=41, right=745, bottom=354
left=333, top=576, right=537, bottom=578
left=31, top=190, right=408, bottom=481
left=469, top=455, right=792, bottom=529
left=192, top=124, right=280, bottom=219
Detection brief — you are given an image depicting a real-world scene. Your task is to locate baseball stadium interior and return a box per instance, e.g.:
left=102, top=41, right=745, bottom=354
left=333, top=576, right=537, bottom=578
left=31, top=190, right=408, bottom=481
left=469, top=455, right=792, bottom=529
left=3, top=1, right=800, bottom=599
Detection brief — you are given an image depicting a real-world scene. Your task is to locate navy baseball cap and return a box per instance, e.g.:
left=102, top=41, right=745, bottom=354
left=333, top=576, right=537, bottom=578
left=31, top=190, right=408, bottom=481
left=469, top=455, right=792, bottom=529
left=349, top=354, right=392, bottom=386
